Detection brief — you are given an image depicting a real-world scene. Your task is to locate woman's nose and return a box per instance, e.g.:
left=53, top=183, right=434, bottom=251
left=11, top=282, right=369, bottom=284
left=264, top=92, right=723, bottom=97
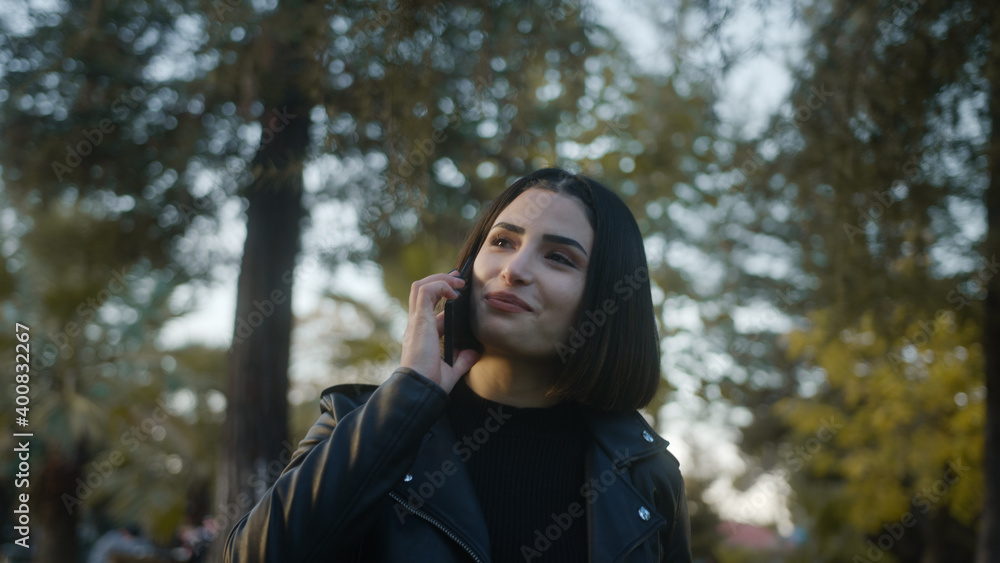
left=500, top=248, right=534, bottom=286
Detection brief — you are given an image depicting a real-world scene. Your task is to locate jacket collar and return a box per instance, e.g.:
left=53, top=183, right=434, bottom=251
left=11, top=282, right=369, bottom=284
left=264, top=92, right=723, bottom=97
left=390, top=405, right=669, bottom=563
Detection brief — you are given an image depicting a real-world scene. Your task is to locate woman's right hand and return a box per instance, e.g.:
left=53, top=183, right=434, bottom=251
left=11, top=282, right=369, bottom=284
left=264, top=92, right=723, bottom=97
left=400, top=270, right=481, bottom=393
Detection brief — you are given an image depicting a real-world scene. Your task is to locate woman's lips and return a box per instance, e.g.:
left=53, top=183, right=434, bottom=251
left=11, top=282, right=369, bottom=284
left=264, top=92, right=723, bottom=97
left=484, top=292, right=532, bottom=313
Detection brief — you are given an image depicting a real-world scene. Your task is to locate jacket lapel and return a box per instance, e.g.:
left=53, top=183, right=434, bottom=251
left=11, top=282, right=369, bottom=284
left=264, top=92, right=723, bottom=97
left=582, top=409, right=668, bottom=562
left=390, top=413, right=493, bottom=562
left=389, top=406, right=668, bottom=563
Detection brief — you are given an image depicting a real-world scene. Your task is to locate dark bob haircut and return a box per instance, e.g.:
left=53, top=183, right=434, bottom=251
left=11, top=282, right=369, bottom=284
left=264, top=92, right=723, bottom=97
left=453, top=168, right=660, bottom=413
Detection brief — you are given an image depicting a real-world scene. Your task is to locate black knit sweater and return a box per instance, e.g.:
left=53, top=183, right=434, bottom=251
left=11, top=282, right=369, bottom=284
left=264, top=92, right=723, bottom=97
left=447, top=376, right=589, bottom=562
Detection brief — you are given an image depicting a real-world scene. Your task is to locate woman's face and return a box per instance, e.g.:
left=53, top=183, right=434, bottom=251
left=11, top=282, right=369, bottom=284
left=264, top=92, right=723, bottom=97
left=469, top=188, right=594, bottom=360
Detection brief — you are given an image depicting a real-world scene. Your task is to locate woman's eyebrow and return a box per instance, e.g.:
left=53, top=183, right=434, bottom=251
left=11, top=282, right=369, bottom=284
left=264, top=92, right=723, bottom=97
left=491, top=221, right=588, bottom=257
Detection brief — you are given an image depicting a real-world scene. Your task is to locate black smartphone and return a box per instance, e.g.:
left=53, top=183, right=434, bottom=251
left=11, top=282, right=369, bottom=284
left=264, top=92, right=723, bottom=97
left=443, top=255, right=474, bottom=366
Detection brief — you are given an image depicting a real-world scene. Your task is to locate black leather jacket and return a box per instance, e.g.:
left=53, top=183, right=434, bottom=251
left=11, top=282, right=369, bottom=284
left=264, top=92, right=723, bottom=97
left=225, top=367, right=692, bottom=562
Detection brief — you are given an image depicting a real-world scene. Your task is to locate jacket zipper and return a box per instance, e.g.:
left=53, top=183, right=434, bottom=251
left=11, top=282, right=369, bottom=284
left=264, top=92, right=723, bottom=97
left=388, top=491, right=486, bottom=563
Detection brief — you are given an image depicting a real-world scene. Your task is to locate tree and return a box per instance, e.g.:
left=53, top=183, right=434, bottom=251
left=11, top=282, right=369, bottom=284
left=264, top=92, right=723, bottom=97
left=203, top=2, right=323, bottom=555
left=0, top=0, right=230, bottom=558
left=704, top=0, right=997, bottom=559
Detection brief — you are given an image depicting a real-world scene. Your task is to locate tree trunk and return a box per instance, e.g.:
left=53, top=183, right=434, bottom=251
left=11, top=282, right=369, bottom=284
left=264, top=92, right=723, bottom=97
left=36, top=446, right=82, bottom=563
left=977, top=4, right=1000, bottom=561
left=208, top=87, right=310, bottom=561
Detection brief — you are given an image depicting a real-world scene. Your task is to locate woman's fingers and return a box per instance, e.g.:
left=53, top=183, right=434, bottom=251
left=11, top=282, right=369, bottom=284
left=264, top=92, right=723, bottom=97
left=452, top=348, right=482, bottom=380
left=413, top=276, right=464, bottom=311
left=414, top=281, right=462, bottom=330
left=401, top=271, right=469, bottom=389
left=408, top=272, right=464, bottom=313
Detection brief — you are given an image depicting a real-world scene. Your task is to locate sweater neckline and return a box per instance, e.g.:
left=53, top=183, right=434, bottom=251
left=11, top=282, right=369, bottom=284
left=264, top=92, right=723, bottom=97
left=448, top=376, right=582, bottom=434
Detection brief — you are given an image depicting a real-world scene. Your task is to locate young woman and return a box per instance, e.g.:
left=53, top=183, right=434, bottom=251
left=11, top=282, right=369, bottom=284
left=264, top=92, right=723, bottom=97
left=225, top=168, right=692, bottom=562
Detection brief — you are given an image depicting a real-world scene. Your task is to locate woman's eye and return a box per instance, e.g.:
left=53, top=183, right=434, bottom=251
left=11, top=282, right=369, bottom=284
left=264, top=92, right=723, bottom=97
left=549, top=253, right=575, bottom=267
left=491, top=236, right=512, bottom=247
left=490, top=235, right=575, bottom=267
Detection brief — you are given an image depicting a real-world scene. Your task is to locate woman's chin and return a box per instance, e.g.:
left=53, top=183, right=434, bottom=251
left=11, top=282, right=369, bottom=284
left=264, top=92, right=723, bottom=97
left=471, top=328, right=559, bottom=360
left=473, top=327, right=523, bottom=353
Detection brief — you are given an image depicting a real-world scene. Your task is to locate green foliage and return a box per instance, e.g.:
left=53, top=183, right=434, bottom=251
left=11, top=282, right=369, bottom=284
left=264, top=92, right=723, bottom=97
left=702, top=0, right=996, bottom=558
left=779, top=307, right=984, bottom=533
left=0, top=210, right=226, bottom=543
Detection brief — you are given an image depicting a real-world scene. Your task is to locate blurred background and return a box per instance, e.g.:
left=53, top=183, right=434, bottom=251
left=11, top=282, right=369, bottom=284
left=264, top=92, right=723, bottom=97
left=0, top=0, right=994, bottom=561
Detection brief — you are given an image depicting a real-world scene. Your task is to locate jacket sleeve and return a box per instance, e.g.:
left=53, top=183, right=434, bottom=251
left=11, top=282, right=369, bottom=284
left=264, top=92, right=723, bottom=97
left=645, top=446, right=693, bottom=563
left=224, top=367, right=449, bottom=563
left=660, top=473, right=692, bottom=562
